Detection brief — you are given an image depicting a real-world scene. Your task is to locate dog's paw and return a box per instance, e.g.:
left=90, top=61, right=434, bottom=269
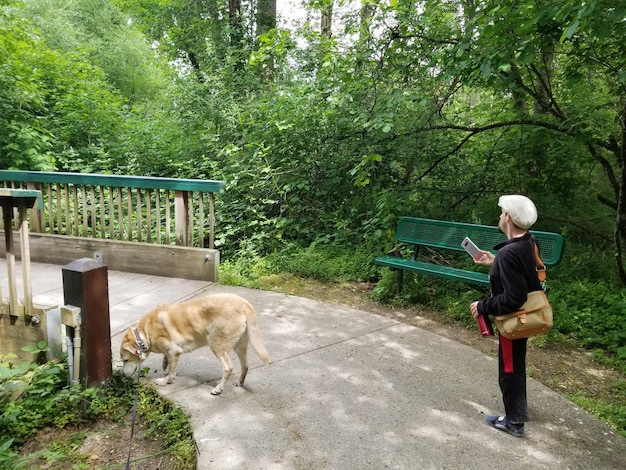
left=154, top=377, right=172, bottom=386
left=210, top=387, right=223, bottom=395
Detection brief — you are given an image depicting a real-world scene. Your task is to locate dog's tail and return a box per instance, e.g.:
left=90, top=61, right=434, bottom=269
left=245, top=305, right=270, bottom=364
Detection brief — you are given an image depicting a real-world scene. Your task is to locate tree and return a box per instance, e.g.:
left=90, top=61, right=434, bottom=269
left=358, top=0, right=626, bottom=282
left=320, top=0, right=332, bottom=38
left=0, top=3, right=128, bottom=171
left=256, top=0, right=276, bottom=38
left=440, top=0, right=626, bottom=282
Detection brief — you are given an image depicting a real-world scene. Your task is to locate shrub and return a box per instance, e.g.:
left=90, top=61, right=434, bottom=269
left=0, top=344, right=196, bottom=469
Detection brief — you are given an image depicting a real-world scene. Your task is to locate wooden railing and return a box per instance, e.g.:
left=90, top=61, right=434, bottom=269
left=0, top=170, right=225, bottom=248
left=0, top=170, right=226, bottom=281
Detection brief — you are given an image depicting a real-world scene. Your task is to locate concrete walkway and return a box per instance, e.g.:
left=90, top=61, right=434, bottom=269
left=4, top=260, right=626, bottom=469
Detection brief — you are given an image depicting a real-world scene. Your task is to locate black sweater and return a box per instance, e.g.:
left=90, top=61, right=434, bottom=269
left=477, top=232, right=543, bottom=317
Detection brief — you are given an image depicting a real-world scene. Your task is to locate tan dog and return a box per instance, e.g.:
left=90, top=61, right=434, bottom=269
left=120, top=293, right=269, bottom=395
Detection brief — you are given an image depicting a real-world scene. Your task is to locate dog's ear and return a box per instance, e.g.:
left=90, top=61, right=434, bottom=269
left=123, top=343, right=150, bottom=360
left=122, top=342, right=139, bottom=357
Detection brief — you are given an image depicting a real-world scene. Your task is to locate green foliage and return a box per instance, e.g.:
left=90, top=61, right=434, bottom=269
left=4, top=0, right=623, bottom=282
left=569, top=390, right=626, bottom=438
left=0, top=354, right=76, bottom=445
left=1, top=0, right=181, bottom=173
left=219, top=247, right=277, bottom=289
left=220, top=242, right=378, bottom=288
left=19, top=0, right=170, bottom=102
left=0, top=349, right=195, bottom=469
left=266, top=243, right=379, bottom=282
left=0, top=12, right=55, bottom=170
left=550, top=280, right=626, bottom=359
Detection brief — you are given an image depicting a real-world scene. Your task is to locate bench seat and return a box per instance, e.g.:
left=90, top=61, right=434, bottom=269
left=374, top=255, right=489, bottom=287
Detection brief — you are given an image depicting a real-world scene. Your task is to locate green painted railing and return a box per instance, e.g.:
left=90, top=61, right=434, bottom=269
left=0, top=170, right=226, bottom=248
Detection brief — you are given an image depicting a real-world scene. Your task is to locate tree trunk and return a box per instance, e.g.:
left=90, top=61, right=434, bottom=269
left=256, top=0, right=276, bottom=37
left=228, top=0, right=243, bottom=45
left=228, top=0, right=245, bottom=69
left=255, top=0, right=276, bottom=80
left=321, top=1, right=333, bottom=38
left=359, top=2, right=373, bottom=44
left=615, top=101, right=626, bottom=284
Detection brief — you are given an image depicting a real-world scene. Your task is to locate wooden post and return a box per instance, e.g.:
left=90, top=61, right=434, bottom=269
left=62, top=258, right=112, bottom=387
left=26, top=182, right=43, bottom=233
left=2, top=204, right=18, bottom=316
left=174, top=190, right=189, bottom=246
left=18, top=203, right=33, bottom=316
left=0, top=189, right=46, bottom=361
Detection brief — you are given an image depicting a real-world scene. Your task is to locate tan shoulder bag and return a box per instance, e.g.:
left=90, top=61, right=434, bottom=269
left=493, top=244, right=553, bottom=340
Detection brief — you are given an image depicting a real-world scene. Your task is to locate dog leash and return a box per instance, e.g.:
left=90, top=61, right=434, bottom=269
left=125, top=330, right=147, bottom=470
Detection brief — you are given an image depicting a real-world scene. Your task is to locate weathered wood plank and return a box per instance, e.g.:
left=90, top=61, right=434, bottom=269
left=0, top=232, right=220, bottom=281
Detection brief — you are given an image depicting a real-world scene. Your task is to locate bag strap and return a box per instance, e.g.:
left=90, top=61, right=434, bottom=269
left=534, top=243, right=547, bottom=285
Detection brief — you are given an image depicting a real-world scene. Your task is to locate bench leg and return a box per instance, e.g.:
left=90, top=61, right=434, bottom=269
left=396, top=270, right=403, bottom=294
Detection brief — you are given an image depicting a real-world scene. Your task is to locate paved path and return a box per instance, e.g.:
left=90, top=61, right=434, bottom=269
left=3, top=260, right=626, bottom=469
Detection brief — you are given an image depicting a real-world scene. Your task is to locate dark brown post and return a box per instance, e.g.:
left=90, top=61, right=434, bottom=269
left=62, top=258, right=112, bottom=386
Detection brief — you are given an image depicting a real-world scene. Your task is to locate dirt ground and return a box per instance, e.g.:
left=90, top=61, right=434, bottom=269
left=18, top=415, right=178, bottom=469
left=18, top=279, right=625, bottom=469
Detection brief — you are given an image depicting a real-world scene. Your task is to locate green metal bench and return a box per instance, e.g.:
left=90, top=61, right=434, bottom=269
left=374, top=217, right=564, bottom=291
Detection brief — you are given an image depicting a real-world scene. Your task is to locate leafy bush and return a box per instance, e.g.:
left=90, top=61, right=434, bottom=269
left=219, top=245, right=277, bottom=289
left=550, top=280, right=626, bottom=360
left=0, top=344, right=196, bottom=469
left=266, top=243, right=378, bottom=282
left=220, top=242, right=379, bottom=288
left=0, top=343, right=85, bottom=445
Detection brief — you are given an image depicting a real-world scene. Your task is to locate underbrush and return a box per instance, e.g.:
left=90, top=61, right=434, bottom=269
left=219, top=242, right=378, bottom=287
left=0, top=344, right=196, bottom=469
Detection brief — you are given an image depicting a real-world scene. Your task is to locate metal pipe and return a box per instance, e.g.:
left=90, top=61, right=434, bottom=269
left=73, top=326, right=81, bottom=386
left=66, top=335, right=74, bottom=385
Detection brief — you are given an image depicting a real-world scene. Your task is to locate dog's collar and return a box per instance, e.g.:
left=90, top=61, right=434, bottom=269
left=133, top=328, right=149, bottom=355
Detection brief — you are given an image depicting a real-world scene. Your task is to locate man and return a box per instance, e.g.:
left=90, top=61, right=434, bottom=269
left=470, top=195, right=542, bottom=438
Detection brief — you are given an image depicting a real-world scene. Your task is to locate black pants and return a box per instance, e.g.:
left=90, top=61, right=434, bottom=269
left=498, top=335, right=529, bottom=422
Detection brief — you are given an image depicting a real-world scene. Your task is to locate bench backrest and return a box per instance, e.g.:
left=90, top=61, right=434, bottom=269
left=396, top=217, right=564, bottom=267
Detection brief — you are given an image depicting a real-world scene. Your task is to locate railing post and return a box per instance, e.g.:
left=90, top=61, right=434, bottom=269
left=2, top=203, right=18, bottom=316
left=26, top=182, right=43, bottom=233
left=62, top=258, right=112, bottom=387
left=174, top=190, right=189, bottom=246
left=209, top=193, right=215, bottom=249
left=18, top=204, right=33, bottom=316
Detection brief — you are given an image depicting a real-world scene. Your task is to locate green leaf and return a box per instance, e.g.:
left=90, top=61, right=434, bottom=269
left=560, top=20, right=579, bottom=43
left=0, top=438, right=14, bottom=452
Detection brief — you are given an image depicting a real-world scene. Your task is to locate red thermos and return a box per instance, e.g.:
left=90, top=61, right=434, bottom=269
left=476, top=315, right=494, bottom=337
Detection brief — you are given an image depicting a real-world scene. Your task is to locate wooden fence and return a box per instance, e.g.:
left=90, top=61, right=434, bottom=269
left=0, top=170, right=226, bottom=281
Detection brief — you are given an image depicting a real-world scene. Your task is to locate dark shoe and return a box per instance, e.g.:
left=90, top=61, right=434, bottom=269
left=486, top=415, right=524, bottom=437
